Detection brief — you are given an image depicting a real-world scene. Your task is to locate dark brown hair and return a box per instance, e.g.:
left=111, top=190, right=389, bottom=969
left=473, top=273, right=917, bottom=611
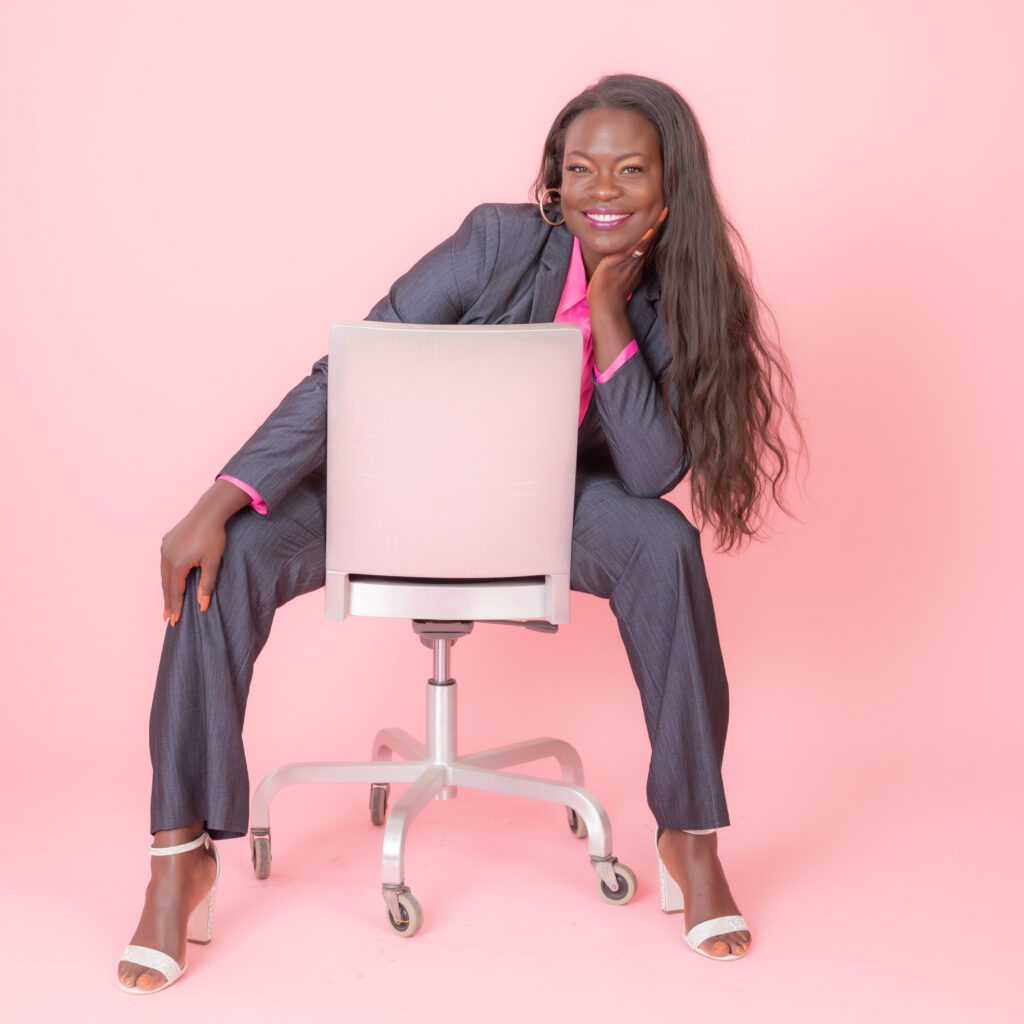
left=534, top=74, right=802, bottom=550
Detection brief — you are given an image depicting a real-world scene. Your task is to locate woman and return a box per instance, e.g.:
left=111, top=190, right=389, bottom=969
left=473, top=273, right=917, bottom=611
left=118, top=73, right=798, bottom=992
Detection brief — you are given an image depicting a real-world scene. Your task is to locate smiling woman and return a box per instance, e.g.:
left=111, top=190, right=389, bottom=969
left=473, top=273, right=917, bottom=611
left=119, top=73, right=800, bottom=992
left=534, top=75, right=800, bottom=551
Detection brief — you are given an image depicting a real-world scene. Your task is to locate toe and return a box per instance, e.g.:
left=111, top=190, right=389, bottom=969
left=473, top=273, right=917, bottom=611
left=700, top=931, right=751, bottom=958
left=136, top=969, right=167, bottom=991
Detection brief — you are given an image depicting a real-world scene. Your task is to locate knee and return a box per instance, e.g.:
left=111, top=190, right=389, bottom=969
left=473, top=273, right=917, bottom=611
left=633, top=499, right=703, bottom=568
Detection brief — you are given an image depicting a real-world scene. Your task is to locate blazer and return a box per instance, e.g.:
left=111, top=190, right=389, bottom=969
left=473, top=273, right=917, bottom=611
left=220, top=203, right=689, bottom=513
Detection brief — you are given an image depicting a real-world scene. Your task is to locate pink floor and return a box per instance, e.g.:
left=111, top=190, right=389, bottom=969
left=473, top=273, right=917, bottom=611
left=3, top=595, right=1019, bottom=1022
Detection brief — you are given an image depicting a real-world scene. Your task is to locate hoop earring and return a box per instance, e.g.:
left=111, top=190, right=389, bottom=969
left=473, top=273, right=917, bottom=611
left=538, top=187, right=565, bottom=227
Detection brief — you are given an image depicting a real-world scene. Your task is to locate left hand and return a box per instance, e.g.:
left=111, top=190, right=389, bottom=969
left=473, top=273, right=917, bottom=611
left=586, top=206, right=669, bottom=318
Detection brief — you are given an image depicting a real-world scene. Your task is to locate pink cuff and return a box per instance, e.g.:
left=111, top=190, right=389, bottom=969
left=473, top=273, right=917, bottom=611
left=594, top=340, right=639, bottom=383
left=217, top=474, right=268, bottom=515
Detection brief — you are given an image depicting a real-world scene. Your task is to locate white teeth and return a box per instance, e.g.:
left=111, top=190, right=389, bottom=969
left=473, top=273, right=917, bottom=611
left=587, top=213, right=628, bottom=223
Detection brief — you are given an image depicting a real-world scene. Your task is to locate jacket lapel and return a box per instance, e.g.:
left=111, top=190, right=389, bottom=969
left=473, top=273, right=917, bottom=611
left=626, top=272, right=661, bottom=345
left=529, top=225, right=574, bottom=323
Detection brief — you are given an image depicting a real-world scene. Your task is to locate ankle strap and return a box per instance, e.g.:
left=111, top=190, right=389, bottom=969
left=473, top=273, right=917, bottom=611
left=149, top=832, right=209, bottom=857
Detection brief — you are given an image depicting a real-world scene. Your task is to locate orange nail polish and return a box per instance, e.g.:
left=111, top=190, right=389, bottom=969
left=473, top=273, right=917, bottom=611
left=163, top=609, right=169, bottom=622
left=199, top=595, right=210, bottom=612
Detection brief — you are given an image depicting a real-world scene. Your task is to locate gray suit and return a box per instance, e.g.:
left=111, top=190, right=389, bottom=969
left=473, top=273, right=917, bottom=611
left=150, top=204, right=731, bottom=840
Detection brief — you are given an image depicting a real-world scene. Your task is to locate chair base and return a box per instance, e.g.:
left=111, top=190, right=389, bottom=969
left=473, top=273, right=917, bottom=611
left=249, top=626, right=636, bottom=935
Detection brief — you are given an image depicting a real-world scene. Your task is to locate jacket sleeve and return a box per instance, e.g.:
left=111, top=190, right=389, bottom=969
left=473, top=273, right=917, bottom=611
left=590, top=307, right=690, bottom=498
left=217, top=207, right=498, bottom=513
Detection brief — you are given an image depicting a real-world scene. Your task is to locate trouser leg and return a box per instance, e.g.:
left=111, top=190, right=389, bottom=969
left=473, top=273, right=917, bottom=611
left=149, top=474, right=328, bottom=840
left=569, top=470, right=730, bottom=831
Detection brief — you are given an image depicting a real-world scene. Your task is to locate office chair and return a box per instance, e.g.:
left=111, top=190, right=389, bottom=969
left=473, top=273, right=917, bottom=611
left=249, top=321, right=638, bottom=936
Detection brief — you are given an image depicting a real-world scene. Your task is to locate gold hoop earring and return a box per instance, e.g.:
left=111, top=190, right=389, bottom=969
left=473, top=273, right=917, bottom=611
left=538, top=187, right=565, bottom=226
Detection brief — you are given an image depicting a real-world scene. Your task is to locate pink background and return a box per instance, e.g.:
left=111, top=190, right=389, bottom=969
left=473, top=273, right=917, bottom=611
left=1, top=0, right=1021, bottom=1018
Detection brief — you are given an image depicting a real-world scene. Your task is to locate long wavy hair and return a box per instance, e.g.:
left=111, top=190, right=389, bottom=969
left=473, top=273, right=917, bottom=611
left=533, top=74, right=802, bottom=550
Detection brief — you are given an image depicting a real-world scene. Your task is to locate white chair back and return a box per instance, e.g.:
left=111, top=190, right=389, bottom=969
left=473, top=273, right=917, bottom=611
left=324, top=321, right=582, bottom=623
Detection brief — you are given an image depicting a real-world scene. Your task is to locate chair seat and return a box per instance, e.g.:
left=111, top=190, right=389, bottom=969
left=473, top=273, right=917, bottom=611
left=326, top=571, right=567, bottom=622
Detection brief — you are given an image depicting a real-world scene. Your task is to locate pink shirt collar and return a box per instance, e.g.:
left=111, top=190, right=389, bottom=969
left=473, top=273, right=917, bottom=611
left=555, top=236, right=589, bottom=319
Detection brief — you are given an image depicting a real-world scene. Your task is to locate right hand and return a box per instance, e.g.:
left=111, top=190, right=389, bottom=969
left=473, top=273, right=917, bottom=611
left=159, top=479, right=252, bottom=626
left=160, top=506, right=226, bottom=627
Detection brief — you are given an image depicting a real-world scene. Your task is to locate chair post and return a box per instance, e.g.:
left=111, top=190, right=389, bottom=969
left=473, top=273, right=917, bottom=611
left=427, top=637, right=458, bottom=799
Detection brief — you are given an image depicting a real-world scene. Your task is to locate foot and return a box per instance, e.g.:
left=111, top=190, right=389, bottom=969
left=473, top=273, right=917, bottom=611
left=657, top=829, right=751, bottom=959
left=117, top=825, right=219, bottom=992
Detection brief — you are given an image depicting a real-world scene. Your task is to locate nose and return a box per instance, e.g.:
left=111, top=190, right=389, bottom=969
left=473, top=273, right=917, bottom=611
left=589, top=170, right=622, bottom=201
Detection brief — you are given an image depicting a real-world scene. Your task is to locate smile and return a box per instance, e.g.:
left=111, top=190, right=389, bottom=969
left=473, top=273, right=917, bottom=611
left=582, top=210, right=632, bottom=230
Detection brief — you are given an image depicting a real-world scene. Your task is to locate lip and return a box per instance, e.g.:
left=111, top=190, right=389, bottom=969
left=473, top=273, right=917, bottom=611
left=582, top=209, right=632, bottom=230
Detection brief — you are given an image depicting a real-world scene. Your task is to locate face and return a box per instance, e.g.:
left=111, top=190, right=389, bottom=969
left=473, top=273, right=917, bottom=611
left=559, top=107, right=665, bottom=278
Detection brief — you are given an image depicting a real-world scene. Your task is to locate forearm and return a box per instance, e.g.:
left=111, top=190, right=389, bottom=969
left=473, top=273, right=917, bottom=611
left=217, top=358, right=330, bottom=514
left=592, top=353, right=689, bottom=498
left=590, top=308, right=635, bottom=374
left=192, top=478, right=253, bottom=524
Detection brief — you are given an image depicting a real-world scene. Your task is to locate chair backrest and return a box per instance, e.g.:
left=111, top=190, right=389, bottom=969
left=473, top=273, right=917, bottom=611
left=324, top=320, right=583, bottom=624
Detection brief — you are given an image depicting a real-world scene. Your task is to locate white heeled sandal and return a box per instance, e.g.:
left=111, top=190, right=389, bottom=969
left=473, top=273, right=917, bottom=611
left=119, top=831, right=220, bottom=994
left=656, top=829, right=749, bottom=961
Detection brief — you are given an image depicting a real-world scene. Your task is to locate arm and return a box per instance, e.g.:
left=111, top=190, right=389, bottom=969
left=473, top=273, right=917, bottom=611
left=161, top=207, right=501, bottom=622
left=217, top=205, right=499, bottom=512
left=587, top=211, right=689, bottom=497
left=592, top=345, right=690, bottom=497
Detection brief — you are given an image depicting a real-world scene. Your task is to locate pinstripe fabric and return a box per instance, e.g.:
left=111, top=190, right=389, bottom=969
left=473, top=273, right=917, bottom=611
left=150, top=414, right=729, bottom=838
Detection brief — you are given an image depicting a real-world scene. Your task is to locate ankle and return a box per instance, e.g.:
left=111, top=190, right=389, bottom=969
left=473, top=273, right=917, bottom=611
left=152, top=823, right=205, bottom=850
left=661, top=828, right=718, bottom=856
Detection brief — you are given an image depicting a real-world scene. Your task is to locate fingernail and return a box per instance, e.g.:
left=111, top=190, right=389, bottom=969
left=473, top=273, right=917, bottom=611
left=163, top=609, right=169, bottom=622
left=199, top=595, right=210, bottom=612
left=170, top=615, right=178, bottom=628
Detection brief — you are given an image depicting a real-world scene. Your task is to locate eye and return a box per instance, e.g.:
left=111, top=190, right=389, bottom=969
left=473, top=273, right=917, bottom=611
left=564, top=163, right=590, bottom=174
left=621, top=165, right=645, bottom=175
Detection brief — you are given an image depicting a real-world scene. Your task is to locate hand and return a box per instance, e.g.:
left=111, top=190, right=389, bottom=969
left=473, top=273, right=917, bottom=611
left=586, top=206, right=668, bottom=319
left=160, top=480, right=250, bottom=626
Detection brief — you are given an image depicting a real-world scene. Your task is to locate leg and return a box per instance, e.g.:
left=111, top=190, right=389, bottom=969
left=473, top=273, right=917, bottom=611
left=570, top=471, right=749, bottom=957
left=120, top=474, right=328, bottom=991
left=150, top=474, right=328, bottom=840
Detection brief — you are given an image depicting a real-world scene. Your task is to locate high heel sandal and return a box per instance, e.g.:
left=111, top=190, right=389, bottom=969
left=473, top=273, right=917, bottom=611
left=656, top=828, right=749, bottom=961
left=119, top=831, right=220, bottom=994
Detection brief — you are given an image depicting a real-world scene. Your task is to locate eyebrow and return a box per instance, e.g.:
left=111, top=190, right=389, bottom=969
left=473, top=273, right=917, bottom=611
left=565, top=150, right=651, bottom=162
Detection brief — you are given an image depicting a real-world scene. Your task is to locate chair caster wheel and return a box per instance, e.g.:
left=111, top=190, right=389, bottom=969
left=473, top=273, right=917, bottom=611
left=566, top=808, right=588, bottom=839
left=369, top=783, right=390, bottom=826
left=386, top=891, right=423, bottom=937
left=597, top=863, right=637, bottom=904
left=251, top=832, right=271, bottom=880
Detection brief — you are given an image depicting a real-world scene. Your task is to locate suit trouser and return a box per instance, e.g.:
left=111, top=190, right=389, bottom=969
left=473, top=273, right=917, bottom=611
left=150, top=439, right=731, bottom=840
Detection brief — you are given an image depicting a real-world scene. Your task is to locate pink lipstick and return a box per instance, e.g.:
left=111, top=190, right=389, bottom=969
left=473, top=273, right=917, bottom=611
left=583, top=210, right=631, bottom=230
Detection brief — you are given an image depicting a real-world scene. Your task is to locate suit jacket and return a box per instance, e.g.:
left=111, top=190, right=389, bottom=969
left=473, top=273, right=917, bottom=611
left=221, top=203, right=688, bottom=513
